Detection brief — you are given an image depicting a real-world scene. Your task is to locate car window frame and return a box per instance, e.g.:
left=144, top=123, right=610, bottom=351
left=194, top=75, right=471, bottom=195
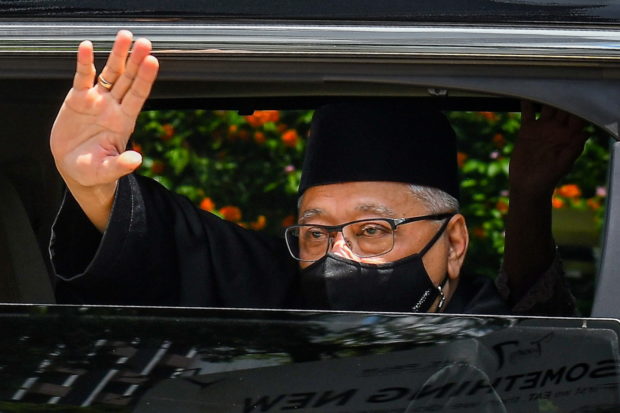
left=1, top=19, right=619, bottom=316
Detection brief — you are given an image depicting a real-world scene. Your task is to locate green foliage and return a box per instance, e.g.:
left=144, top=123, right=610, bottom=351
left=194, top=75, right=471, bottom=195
left=133, top=109, right=309, bottom=232
left=133, top=109, right=609, bottom=286
left=448, top=111, right=519, bottom=278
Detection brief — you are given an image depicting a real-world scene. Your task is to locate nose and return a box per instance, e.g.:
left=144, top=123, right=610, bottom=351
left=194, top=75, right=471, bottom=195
left=329, top=232, right=357, bottom=260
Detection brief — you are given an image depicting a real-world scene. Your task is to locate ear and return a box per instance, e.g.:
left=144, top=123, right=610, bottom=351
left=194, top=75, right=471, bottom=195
left=445, top=214, right=469, bottom=280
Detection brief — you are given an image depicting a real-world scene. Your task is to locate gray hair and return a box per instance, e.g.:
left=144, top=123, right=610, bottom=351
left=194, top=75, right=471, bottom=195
left=297, top=183, right=459, bottom=214
left=408, top=184, right=459, bottom=214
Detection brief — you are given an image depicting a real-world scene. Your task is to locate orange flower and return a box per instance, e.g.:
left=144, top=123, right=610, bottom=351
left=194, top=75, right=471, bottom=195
left=552, top=197, right=565, bottom=209
left=472, top=227, right=486, bottom=239
left=587, top=198, right=601, bottom=210
left=226, top=125, right=239, bottom=142
left=495, top=199, right=509, bottom=214
left=220, top=205, right=242, bottom=222
left=151, top=160, right=165, bottom=175
left=161, top=123, right=175, bottom=141
left=492, top=133, right=506, bottom=148
left=245, top=110, right=280, bottom=128
left=457, top=152, right=468, bottom=168
left=254, top=131, right=266, bottom=144
left=557, top=184, right=581, bottom=199
left=131, top=143, right=143, bottom=154
left=199, top=197, right=215, bottom=211
left=281, top=215, right=296, bottom=227
left=245, top=115, right=262, bottom=128
left=479, top=112, right=498, bottom=122
left=250, top=215, right=267, bottom=230
left=266, top=111, right=280, bottom=123
left=281, top=129, right=299, bottom=147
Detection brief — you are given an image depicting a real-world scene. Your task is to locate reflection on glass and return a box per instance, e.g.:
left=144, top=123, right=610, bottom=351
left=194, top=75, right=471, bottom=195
left=0, top=305, right=617, bottom=412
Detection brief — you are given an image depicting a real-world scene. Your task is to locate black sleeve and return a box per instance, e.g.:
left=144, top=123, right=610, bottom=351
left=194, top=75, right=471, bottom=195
left=50, top=174, right=299, bottom=307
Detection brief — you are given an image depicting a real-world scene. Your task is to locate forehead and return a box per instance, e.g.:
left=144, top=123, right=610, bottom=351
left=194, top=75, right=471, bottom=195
left=299, top=181, right=427, bottom=222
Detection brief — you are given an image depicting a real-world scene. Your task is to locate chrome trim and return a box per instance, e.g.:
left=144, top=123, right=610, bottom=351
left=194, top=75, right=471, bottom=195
left=1, top=22, right=620, bottom=63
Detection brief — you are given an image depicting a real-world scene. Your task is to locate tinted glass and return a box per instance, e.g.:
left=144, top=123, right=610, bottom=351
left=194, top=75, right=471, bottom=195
left=0, top=305, right=618, bottom=412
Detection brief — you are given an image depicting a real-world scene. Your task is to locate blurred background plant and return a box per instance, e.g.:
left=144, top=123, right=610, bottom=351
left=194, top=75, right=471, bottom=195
left=132, top=108, right=610, bottom=314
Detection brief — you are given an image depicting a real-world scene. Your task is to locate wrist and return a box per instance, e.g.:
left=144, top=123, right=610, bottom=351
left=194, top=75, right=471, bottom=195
left=62, top=173, right=118, bottom=231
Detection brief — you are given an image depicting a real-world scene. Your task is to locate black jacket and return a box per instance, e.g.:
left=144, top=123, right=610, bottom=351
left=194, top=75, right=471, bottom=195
left=50, top=174, right=509, bottom=314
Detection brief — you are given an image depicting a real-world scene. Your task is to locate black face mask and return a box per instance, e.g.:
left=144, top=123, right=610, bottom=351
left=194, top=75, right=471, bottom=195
left=300, top=219, right=450, bottom=313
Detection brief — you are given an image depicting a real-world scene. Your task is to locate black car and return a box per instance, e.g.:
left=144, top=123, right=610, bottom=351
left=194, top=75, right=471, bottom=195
left=0, top=1, right=619, bottom=412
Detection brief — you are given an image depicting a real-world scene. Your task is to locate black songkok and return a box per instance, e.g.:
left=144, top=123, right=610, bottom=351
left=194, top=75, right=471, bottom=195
left=298, top=101, right=460, bottom=199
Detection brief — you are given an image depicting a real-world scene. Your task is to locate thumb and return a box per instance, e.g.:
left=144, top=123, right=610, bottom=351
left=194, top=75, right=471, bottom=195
left=118, top=150, right=143, bottom=171
left=101, top=150, right=142, bottom=182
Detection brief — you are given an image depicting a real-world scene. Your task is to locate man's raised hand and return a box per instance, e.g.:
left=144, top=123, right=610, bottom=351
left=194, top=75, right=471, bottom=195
left=503, top=102, right=589, bottom=306
left=509, top=101, right=588, bottom=200
left=50, top=30, right=159, bottom=231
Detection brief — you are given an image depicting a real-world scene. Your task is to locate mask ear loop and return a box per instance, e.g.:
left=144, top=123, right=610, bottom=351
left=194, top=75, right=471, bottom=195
left=411, top=216, right=453, bottom=313
left=417, top=215, right=453, bottom=257
left=435, top=276, right=449, bottom=311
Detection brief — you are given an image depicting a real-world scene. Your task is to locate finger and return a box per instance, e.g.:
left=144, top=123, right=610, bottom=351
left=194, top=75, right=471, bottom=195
left=73, top=40, right=96, bottom=91
left=120, top=55, right=159, bottom=118
left=110, top=38, right=153, bottom=101
left=98, top=30, right=133, bottom=93
left=520, top=100, right=536, bottom=122
left=100, top=150, right=142, bottom=182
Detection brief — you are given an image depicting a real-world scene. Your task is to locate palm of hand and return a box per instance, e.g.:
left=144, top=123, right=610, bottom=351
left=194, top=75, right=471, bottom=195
left=52, top=86, right=137, bottom=187
left=50, top=31, right=158, bottom=189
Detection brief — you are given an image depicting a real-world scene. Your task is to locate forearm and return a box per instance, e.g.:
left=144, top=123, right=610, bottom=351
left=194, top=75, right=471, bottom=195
left=503, top=189, right=556, bottom=304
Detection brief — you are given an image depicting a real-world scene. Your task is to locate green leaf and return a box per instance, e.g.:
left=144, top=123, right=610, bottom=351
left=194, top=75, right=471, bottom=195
left=488, top=162, right=500, bottom=177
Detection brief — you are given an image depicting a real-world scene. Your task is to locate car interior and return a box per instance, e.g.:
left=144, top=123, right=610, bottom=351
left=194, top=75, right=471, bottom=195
left=0, top=82, right=614, bottom=317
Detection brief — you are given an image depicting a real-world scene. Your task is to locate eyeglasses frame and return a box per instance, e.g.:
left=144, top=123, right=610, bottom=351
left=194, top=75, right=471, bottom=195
left=284, top=212, right=456, bottom=262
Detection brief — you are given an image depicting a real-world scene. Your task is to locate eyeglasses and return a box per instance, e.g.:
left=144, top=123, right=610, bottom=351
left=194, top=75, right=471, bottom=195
left=284, top=213, right=454, bottom=262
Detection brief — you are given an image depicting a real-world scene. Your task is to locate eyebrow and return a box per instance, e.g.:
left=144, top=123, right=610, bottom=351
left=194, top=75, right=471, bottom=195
left=356, top=203, right=397, bottom=218
left=298, top=208, right=324, bottom=224
left=298, top=203, right=397, bottom=224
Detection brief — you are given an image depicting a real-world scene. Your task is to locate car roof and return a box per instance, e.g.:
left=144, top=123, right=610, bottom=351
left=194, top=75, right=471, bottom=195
left=1, top=0, right=620, bottom=25
left=3, top=19, right=619, bottom=137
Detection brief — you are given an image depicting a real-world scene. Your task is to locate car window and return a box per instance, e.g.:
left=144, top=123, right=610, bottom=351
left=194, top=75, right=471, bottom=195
left=130, top=105, right=610, bottom=316
left=1, top=305, right=619, bottom=412
left=2, top=8, right=620, bottom=412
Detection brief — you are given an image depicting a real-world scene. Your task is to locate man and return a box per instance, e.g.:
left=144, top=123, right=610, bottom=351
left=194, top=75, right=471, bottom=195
left=49, top=31, right=585, bottom=314
left=289, top=102, right=494, bottom=313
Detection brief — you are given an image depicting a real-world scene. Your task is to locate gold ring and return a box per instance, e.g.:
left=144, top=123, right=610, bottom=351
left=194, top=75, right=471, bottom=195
left=97, top=74, right=113, bottom=90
